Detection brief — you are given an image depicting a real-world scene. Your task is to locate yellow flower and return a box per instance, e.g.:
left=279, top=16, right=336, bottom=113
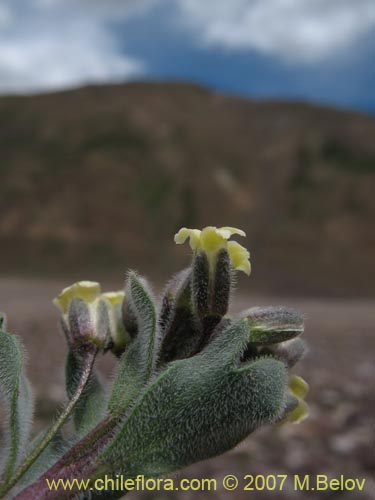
left=287, top=375, right=309, bottom=423
left=174, top=226, right=251, bottom=275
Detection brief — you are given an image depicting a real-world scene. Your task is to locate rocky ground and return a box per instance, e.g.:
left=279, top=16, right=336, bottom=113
left=0, top=279, right=374, bottom=499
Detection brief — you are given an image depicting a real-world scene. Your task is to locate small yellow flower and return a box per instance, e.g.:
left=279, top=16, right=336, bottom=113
left=174, top=226, right=251, bottom=275
left=287, top=375, right=309, bottom=423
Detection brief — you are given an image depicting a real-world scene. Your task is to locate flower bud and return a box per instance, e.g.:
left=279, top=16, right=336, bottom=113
left=53, top=282, right=128, bottom=351
left=259, top=338, right=307, bottom=368
left=191, top=250, right=210, bottom=320
left=159, top=268, right=191, bottom=336
left=281, top=375, right=309, bottom=424
left=158, top=268, right=203, bottom=364
left=241, top=306, right=304, bottom=345
left=101, top=291, right=130, bottom=355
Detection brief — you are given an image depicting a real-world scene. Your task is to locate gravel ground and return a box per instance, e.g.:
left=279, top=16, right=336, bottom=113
left=0, top=279, right=374, bottom=500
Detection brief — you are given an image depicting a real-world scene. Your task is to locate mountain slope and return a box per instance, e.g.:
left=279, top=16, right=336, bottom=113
left=0, top=82, right=374, bottom=295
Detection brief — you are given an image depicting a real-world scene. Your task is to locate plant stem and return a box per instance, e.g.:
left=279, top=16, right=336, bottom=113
left=0, top=344, right=98, bottom=498
left=13, top=417, right=119, bottom=500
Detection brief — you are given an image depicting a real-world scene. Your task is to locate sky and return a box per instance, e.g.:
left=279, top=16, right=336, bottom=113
left=0, top=0, right=374, bottom=113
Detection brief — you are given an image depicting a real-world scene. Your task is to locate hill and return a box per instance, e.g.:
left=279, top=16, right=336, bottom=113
left=0, top=82, right=374, bottom=295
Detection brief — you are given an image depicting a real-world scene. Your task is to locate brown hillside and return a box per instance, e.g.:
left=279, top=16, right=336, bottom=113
left=0, top=82, right=374, bottom=295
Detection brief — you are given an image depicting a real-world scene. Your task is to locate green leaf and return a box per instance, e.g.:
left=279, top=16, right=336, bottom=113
left=11, top=432, right=68, bottom=494
left=2, top=345, right=98, bottom=496
left=109, top=272, right=158, bottom=414
left=0, top=328, right=34, bottom=485
left=102, top=320, right=288, bottom=477
left=66, top=350, right=107, bottom=436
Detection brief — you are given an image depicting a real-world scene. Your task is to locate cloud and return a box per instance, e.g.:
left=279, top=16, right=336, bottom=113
left=0, top=4, right=12, bottom=28
left=0, top=0, right=373, bottom=94
left=0, top=0, right=146, bottom=93
left=35, top=0, right=157, bottom=20
left=0, top=35, right=144, bottom=94
left=175, top=0, right=375, bottom=63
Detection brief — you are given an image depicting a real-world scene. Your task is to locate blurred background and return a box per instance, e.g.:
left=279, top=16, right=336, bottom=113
left=0, top=1, right=374, bottom=499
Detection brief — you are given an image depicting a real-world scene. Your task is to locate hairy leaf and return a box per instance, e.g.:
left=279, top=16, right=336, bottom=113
left=109, top=272, right=158, bottom=414
left=11, top=432, right=68, bottom=494
left=0, top=328, right=34, bottom=484
left=102, top=320, right=288, bottom=477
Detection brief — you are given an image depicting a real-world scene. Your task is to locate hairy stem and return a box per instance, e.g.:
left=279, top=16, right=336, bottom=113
left=1, top=344, right=98, bottom=499
left=13, top=417, right=120, bottom=500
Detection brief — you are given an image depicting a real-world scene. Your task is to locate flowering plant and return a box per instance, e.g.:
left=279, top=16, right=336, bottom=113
left=0, top=227, right=308, bottom=499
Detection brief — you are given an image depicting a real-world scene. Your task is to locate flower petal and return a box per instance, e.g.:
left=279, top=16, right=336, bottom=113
left=289, top=375, right=309, bottom=399
left=53, top=281, right=101, bottom=313
left=217, top=226, right=246, bottom=240
left=227, top=241, right=251, bottom=275
left=174, top=228, right=201, bottom=250
left=102, top=291, right=125, bottom=306
left=174, top=226, right=251, bottom=276
left=288, top=398, right=309, bottom=424
left=200, top=226, right=226, bottom=253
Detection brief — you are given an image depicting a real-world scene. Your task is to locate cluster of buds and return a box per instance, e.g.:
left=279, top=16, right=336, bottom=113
left=170, top=226, right=308, bottom=423
left=52, top=226, right=309, bottom=424
left=37, top=224, right=309, bottom=494
left=156, top=226, right=251, bottom=363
